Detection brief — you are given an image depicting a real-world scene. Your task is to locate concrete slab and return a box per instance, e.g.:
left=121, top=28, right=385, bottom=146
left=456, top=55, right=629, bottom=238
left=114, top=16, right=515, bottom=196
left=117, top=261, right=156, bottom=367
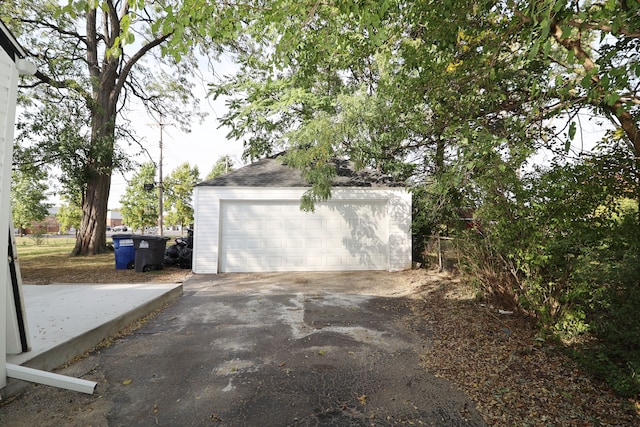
left=3, top=283, right=182, bottom=397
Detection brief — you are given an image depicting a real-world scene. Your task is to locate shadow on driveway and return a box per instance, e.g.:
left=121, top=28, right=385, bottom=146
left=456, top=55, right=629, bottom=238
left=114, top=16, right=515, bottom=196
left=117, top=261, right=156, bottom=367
left=1, top=272, right=486, bottom=426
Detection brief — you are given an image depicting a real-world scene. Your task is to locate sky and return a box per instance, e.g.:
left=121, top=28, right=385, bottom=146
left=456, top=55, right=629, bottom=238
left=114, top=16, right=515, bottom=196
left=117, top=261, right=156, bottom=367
left=107, top=97, right=245, bottom=209
left=35, top=53, right=245, bottom=210
left=533, top=112, right=613, bottom=167
left=106, top=55, right=245, bottom=210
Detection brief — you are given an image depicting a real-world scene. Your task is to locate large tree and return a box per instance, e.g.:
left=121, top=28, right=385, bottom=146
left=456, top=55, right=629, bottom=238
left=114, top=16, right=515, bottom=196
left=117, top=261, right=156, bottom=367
left=3, top=0, right=239, bottom=255
left=519, top=0, right=640, bottom=154
left=10, top=167, right=51, bottom=236
left=211, top=0, right=640, bottom=395
left=214, top=0, right=639, bottom=201
left=119, top=162, right=158, bottom=232
left=205, top=155, right=234, bottom=180
left=210, top=0, right=640, bottom=314
left=163, top=162, right=199, bottom=232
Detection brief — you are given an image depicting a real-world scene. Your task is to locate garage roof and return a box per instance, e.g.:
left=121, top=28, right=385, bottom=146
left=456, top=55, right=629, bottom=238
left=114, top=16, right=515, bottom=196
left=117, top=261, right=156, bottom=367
left=197, top=155, right=403, bottom=188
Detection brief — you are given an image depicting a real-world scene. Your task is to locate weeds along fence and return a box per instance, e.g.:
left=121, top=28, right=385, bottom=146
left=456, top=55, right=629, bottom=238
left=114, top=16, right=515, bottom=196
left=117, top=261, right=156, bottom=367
left=419, top=234, right=458, bottom=272
left=16, top=235, right=76, bottom=247
left=418, top=233, right=522, bottom=312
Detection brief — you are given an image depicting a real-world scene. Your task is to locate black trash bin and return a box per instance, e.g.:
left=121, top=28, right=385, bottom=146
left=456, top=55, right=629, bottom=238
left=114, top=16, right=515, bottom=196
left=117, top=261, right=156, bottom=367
left=112, top=234, right=135, bottom=270
left=131, top=235, right=170, bottom=272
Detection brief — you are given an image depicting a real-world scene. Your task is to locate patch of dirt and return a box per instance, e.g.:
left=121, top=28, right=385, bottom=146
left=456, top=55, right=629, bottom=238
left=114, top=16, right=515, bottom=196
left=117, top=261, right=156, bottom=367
left=0, top=361, right=111, bottom=427
left=21, top=264, right=192, bottom=285
left=410, top=272, right=640, bottom=426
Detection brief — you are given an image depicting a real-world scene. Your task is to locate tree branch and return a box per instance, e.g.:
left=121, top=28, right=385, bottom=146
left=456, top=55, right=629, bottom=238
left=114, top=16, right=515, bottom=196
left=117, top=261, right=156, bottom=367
left=86, top=6, right=100, bottom=82
left=20, top=18, right=88, bottom=45
left=114, top=32, right=173, bottom=104
left=551, top=20, right=640, bottom=154
left=105, top=0, right=124, bottom=46
left=565, top=18, right=640, bottom=39
left=22, top=70, right=92, bottom=102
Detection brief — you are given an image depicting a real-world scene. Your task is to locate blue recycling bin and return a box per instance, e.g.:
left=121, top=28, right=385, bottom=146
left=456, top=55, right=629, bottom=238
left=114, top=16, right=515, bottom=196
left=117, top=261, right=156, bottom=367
left=112, top=234, right=135, bottom=270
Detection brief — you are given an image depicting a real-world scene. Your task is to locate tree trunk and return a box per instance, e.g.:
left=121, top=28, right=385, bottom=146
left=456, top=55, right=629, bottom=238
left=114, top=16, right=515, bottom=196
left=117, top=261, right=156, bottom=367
left=71, top=87, right=117, bottom=255
left=73, top=173, right=111, bottom=255
left=435, top=132, right=445, bottom=173
left=71, top=5, right=119, bottom=256
left=71, top=104, right=116, bottom=255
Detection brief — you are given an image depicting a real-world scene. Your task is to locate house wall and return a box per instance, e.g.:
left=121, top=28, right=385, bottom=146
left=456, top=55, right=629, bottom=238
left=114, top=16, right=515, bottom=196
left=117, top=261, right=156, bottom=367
left=0, top=39, right=20, bottom=389
left=27, top=215, right=61, bottom=234
left=192, top=187, right=411, bottom=274
left=107, top=210, right=123, bottom=228
left=107, top=218, right=123, bottom=227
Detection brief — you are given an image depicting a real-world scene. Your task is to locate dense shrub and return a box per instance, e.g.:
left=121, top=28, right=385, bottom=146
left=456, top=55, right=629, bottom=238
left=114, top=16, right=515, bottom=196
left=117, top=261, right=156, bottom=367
left=453, top=148, right=640, bottom=396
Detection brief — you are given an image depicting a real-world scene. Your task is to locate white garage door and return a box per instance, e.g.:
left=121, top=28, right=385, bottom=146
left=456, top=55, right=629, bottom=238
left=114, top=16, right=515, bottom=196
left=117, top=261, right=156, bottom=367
left=219, top=200, right=389, bottom=272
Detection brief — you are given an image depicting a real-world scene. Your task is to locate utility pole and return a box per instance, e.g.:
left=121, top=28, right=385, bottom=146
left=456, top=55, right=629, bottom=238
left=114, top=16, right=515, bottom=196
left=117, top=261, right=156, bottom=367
left=158, top=115, right=164, bottom=237
left=149, top=114, right=169, bottom=237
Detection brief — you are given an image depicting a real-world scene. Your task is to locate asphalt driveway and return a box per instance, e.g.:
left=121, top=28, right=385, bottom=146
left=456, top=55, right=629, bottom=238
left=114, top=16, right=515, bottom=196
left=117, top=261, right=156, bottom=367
left=1, top=271, right=486, bottom=426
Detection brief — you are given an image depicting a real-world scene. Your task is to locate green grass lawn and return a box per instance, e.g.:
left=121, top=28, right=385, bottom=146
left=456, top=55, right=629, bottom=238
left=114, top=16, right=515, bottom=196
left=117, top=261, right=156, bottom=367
left=14, top=236, right=77, bottom=257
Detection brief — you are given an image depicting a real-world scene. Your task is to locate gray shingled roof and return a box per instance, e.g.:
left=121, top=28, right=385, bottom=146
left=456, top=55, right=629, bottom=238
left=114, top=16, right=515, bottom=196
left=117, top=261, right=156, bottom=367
left=196, top=155, right=403, bottom=188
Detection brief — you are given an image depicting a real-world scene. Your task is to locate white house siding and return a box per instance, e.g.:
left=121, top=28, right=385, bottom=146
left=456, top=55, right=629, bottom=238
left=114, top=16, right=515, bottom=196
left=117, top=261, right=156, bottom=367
left=192, top=187, right=411, bottom=274
left=0, top=42, right=20, bottom=389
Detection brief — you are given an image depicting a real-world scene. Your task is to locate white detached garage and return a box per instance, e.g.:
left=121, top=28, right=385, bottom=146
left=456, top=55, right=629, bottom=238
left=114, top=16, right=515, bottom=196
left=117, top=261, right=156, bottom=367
left=192, top=156, right=412, bottom=274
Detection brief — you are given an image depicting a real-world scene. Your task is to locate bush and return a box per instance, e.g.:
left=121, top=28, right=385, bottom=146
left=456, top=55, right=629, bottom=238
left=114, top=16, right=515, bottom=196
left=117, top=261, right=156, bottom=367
left=453, top=148, right=640, bottom=396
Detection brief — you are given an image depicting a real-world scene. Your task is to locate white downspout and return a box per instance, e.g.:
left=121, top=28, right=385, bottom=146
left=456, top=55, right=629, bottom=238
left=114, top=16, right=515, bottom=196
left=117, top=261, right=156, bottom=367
left=6, top=364, right=97, bottom=394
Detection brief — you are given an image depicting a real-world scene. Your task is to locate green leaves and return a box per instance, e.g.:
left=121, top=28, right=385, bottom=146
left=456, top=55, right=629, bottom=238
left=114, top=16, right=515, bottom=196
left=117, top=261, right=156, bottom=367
left=199, top=0, right=640, bottom=398
left=163, top=162, right=200, bottom=229
left=120, top=163, right=159, bottom=232
left=206, top=156, right=234, bottom=180
left=56, top=198, right=82, bottom=234
left=568, top=121, right=577, bottom=141
left=10, top=167, right=52, bottom=232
